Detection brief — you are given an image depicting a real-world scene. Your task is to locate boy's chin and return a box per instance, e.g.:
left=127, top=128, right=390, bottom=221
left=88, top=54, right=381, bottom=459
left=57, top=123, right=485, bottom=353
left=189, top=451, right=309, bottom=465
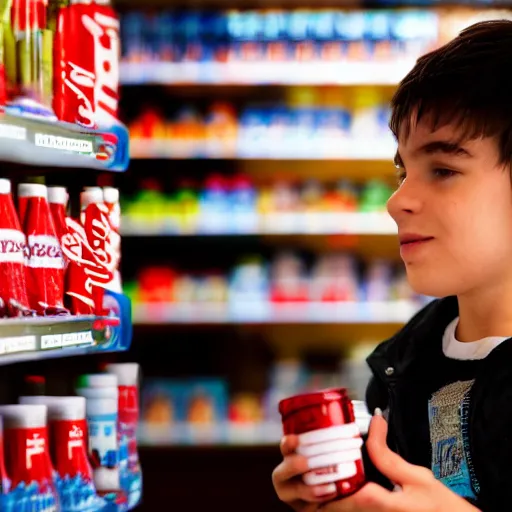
left=407, top=274, right=456, bottom=299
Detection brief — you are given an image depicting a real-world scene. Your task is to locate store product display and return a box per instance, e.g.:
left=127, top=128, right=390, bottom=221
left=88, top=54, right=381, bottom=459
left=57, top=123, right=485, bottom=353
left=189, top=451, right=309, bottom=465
left=279, top=389, right=366, bottom=499
left=120, top=8, right=440, bottom=65
left=3, top=0, right=120, bottom=127
left=122, top=174, right=394, bottom=235
left=0, top=364, right=141, bottom=511
left=128, top=93, right=394, bottom=159
left=126, top=252, right=423, bottom=309
left=0, top=179, right=122, bottom=319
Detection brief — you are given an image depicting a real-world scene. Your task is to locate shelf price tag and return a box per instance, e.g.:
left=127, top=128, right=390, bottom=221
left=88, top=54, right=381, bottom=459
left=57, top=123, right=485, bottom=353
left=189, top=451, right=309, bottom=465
left=41, top=331, right=94, bottom=350
left=0, top=335, right=37, bottom=354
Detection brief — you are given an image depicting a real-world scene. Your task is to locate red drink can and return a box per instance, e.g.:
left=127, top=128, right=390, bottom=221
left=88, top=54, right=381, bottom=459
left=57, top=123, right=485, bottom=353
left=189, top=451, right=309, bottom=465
left=53, top=0, right=120, bottom=128
left=279, top=388, right=366, bottom=499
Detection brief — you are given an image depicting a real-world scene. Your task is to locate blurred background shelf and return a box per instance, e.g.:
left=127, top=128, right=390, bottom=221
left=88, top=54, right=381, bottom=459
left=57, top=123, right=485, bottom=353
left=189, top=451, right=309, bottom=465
left=120, top=60, right=417, bottom=86
left=121, top=212, right=397, bottom=236
left=132, top=300, right=420, bottom=325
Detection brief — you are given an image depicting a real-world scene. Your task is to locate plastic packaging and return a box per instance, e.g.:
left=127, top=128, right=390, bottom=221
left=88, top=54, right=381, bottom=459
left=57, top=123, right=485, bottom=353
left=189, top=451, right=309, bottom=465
left=76, top=375, right=128, bottom=511
left=48, top=186, right=69, bottom=248
left=279, top=388, right=365, bottom=499
left=19, top=396, right=106, bottom=512
left=0, top=178, right=32, bottom=317
left=0, top=404, right=59, bottom=511
left=105, top=363, right=142, bottom=508
left=19, top=183, right=67, bottom=315
left=103, top=187, right=122, bottom=293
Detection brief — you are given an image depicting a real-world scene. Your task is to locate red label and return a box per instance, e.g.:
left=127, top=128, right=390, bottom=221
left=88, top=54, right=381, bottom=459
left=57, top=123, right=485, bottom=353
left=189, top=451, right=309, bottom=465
left=51, top=419, right=93, bottom=480
left=4, top=426, right=54, bottom=489
left=118, top=386, right=138, bottom=426
left=62, top=211, right=113, bottom=315
left=54, top=4, right=119, bottom=128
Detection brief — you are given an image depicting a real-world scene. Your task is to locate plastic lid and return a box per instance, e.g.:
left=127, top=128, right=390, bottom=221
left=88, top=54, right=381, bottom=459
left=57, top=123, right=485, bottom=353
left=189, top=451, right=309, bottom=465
left=47, top=187, right=68, bottom=205
left=76, top=386, right=119, bottom=400
left=0, top=179, right=11, bottom=194
left=0, top=404, right=47, bottom=428
left=278, top=388, right=349, bottom=418
left=19, top=396, right=86, bottom=421
left=77, top=373, right=117, bottom=388
left=80, top=189, right=104, bottom=209
left=79, top=393, right=118, bottom=416
left=103, top=187, right=119, bottom=204
left=18, top=183, right=47, bottom=199
left=105, top=363, right=139, bottom=386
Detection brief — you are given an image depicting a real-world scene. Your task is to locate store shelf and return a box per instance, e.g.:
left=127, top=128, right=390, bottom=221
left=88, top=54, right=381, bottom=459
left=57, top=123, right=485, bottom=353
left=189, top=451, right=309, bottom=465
left=132, top=300, right=421, bottom=325
left=120, top=60, right=416, bottom=86
left=0, top=314, right=126, bottom=365
left=139, top=421, right=282, bottom=447
left=121, top=212, right=397, bottom=236
left=0, top=110, right=130, bottom=171
left=129, top=137, right=395, bottom=161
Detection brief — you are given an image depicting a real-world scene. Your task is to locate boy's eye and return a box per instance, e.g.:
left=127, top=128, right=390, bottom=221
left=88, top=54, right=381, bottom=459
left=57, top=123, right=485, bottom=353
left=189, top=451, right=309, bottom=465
left=396, top=169, right=406, bottom=185
left=433, top=168, right=457, bottom=179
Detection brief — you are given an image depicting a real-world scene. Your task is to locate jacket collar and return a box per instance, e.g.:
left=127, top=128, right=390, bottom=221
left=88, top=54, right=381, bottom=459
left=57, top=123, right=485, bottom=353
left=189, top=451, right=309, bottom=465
left=366, top=296, right=459, bottom=383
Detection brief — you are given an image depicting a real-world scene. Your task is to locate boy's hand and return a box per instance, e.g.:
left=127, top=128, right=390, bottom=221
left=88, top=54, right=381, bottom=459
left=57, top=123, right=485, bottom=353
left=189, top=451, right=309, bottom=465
left=272, top=434, right=338, bottom=512
left=319, top=414, right=480, bottom=512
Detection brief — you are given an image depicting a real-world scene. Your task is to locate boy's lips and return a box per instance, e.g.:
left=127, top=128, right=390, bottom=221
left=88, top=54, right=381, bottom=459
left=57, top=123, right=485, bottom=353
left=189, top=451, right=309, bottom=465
left=399, top=233, right=434, bottom=245
left=399, top=233, right=434, bottom=257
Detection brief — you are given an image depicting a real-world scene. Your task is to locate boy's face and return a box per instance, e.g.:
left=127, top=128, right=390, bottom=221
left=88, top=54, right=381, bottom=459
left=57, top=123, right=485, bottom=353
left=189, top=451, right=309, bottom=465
left=387, top=117, right=512, bottom=298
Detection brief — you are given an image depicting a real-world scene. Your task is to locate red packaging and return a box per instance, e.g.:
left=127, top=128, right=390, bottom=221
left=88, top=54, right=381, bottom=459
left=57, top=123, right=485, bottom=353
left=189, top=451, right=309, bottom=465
left=20, top=184, right=67, bottom=316
left=53, top=0, right=120, bottom=128
left=19, top=396, right=93, bottom=481
left=103, top=186, right=121, bottom=292
left=48, top=186, right=69, bottom=243
left=0, top=179, right=32, bottom=317
left=61, top=189, right=113, bottom=315
left=0, top=405, right=57, bottom=502
left=279, top=388, right=365, bottom=499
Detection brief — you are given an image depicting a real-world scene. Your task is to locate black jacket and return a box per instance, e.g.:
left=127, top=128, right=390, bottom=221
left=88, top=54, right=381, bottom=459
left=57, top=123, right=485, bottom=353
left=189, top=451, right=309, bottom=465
left=364, top=296, right=512, bottom=511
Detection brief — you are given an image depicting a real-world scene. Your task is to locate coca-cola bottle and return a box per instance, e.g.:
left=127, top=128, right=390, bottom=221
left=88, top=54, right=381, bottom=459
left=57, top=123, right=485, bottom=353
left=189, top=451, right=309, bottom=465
left=0, top=179, right=32, bottom=317
left=0, top=404, right=59, bottom=512
left=20, top=183, right=67, bottom=316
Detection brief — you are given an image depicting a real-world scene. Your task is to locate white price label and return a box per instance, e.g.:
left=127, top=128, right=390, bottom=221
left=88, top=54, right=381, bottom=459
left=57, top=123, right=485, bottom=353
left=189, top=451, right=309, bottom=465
left=62, top=331, right=94, bottom=347
left=41, top=331, right=93, bottom=350
left=34, top=133, right=93, bottom=153
left=0, top=335, right=36, bottom=354
left=0, top=123, right=26, bottom=140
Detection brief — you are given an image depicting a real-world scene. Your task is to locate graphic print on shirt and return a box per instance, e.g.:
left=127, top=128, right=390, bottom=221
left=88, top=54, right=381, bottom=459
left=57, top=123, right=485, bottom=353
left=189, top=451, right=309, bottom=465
left=428, top=380, right=478, bottom=500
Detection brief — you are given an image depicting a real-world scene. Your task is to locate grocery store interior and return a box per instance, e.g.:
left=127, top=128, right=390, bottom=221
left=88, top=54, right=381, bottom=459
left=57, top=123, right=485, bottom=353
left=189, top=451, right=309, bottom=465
left=113, top=1, right=512, bottom=510
left=0, top=0, right=510, bottom=511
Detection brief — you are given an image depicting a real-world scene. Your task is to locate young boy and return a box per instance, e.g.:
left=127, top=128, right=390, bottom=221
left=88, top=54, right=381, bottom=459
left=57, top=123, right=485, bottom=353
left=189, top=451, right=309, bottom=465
left=272, top=19, right=512, bottom=512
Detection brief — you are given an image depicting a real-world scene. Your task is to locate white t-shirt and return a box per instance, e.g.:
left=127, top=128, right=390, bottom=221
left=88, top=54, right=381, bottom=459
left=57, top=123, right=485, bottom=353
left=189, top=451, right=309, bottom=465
left=443, top=316, right=509, bottom=360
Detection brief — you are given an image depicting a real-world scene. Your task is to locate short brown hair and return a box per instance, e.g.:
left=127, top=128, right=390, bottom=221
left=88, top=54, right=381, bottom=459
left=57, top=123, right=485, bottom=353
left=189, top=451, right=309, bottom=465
left=390, top=19, right=512, bottom=165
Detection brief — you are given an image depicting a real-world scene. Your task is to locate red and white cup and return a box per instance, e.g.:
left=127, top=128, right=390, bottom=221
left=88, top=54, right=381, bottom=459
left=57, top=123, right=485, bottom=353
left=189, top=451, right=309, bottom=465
left=279, top=388, right=366, bottom=499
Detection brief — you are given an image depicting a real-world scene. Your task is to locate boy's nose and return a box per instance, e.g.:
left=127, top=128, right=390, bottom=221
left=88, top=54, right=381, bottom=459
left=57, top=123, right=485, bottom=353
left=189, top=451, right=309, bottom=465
left=387, top=178, right=422, bottom=221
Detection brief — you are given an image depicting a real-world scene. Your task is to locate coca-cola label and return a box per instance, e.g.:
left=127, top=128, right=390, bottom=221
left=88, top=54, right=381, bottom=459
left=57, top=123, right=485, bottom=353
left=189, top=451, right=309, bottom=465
left=0, top=229, right=26, bottom=264
left=59, top=5, right=119, bottom=127
left=62, top=217, right=113, bottom=293
left=26, top=235, right=65, bottom=269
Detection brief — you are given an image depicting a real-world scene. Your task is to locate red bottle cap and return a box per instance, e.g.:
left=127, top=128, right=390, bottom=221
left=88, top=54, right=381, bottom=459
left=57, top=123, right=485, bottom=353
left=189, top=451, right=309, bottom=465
left=279, top=388, right=355, bottom=436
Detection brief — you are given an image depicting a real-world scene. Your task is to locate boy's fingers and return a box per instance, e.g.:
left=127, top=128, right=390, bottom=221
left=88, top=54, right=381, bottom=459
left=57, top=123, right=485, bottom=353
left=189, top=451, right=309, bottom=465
left=273, top=453, right=310, bottom=484
left=367, top=415, right=432, bottom=486
left=281, top=435, right=299, bottom=456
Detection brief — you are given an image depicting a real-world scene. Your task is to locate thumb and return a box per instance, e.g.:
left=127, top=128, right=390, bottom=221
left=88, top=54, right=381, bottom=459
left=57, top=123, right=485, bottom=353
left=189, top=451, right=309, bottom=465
left=366, top=414, right=421, bottom=486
